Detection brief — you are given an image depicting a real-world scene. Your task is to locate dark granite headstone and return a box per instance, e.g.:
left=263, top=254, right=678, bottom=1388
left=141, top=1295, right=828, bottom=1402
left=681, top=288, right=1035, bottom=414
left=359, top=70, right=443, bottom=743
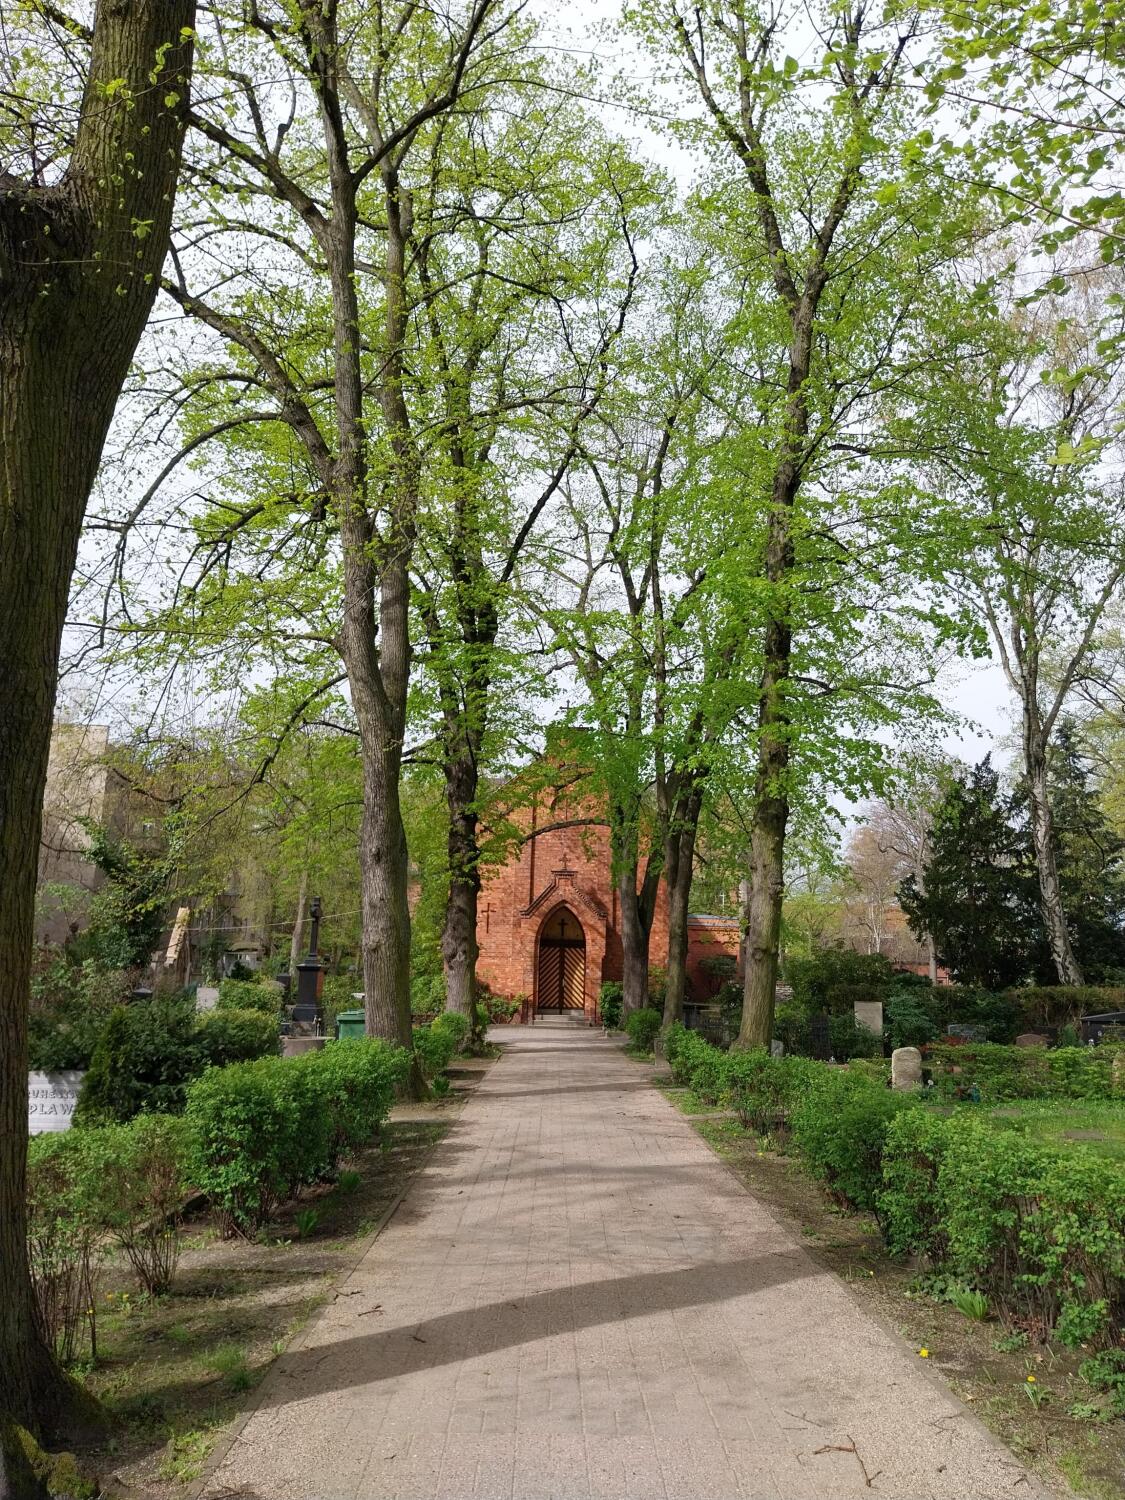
left=810, top=1012, right=832, bottom=1061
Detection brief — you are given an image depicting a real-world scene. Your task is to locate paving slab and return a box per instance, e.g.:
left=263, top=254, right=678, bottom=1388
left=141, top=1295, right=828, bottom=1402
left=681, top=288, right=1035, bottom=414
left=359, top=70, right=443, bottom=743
left=200, top=1023, right=1052, bottom=1500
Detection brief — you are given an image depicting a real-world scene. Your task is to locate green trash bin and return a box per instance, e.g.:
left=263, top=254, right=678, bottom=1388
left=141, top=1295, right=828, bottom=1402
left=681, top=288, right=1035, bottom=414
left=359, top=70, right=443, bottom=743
left=335, top=1009, right=366, bottom=1040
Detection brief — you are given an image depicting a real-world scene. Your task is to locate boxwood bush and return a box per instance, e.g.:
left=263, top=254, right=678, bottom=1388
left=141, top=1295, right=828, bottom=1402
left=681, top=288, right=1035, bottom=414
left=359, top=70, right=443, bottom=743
left=412, top=1009, right=469, bottom=1081
left=196, top=1007, right=281, bottom=1066
left=880, top=1111, right=1124, bottom=1349
left=185, top=1038, right=408, bottom=1233
left=625, top=1006, right=662, bottom=1053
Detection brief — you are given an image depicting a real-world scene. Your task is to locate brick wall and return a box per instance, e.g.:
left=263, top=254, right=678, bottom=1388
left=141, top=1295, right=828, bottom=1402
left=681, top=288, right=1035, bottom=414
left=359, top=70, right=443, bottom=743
left=477, top=782, right=739, bottom=1021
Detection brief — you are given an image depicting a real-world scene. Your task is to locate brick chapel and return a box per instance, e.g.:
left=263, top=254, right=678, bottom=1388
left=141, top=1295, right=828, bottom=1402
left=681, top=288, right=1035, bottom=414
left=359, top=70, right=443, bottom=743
left=475, top=771, right=740, bottom=1024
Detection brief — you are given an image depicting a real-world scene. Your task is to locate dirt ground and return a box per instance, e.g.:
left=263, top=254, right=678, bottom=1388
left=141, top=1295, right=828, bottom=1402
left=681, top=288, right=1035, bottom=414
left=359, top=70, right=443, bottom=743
left=657, top=1078, right=1125, bottom=1500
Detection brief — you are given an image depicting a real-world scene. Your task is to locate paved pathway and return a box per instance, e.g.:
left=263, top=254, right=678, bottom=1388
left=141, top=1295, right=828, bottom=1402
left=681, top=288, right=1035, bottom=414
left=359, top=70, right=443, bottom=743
left=201, top=1023, right=1049, bottom=1500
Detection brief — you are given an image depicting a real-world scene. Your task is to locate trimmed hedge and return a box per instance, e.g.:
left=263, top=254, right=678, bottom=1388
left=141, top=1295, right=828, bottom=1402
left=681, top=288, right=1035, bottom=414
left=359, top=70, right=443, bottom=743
left=217, top=977, right=283, bottom=1014
left=185, top=1039, right=409, bottom=1233
left=663, top=1029, right=1123, bottom=1349
left=625, top=1007, right=662, bottom=1053
left=880, top=1112, right=1124, bottom=1349
left=413, top=1010, right=469, bottom=1081
left=928, top=1042, right=1123, bottom=1102
left=196, top=1007, right=281, bottom=1066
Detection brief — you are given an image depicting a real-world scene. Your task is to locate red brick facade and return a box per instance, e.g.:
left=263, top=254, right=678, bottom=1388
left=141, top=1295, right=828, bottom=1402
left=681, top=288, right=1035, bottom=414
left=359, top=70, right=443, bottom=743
left=477, top=781, right=740, bottom=1023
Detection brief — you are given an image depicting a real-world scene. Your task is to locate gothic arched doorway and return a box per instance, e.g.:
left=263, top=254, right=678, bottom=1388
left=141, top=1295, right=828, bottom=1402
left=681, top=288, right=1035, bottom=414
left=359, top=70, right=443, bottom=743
left=536, top=908, right=586, bottom=1014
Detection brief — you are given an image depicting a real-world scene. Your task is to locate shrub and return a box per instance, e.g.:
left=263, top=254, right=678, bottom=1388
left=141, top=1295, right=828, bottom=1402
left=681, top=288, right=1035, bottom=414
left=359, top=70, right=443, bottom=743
left=599, top=982, right=623, bottom=1030
left=772, top=1001, right=811, bottom=1056
left=662, top=1022, right=693, bottom=1076
left=75, top=996, right=204, bottom=1124
left=785, top=948, right=895, bottom=1010
left=721, top=1050, right=789, bottom=1133
left=185, top=1057, right=327, bottom=1233
left=791, top=1071, right=915, bottom=1215
left=412, top=1012, right=466, bottom=1081
left=878, top=1108, right=951, bottom=1258
left=433, top=1010, right=470, bottom=1047
left=880, top=1113, right=1124, bottom=1348
left=196, top=1007, right=280, bottom=1066
left=1006, top=985, right=1125, bottom=1031
left=939, top=1119, right=1123, bottom=1347
left=884, top=993, right=940, bottom=1050
left=625, top=1007, right=662, bottom=1053
left=302, top=1039, right=409, bottom=1159
left=217, top=977, right=282, bottom=1014
left=828, top=1011, right=883, bottom=1059
left=97, top=1114, right=190, bottom=1295
left=185, top=1041, right=412, bottom=1234
left=26, top=1131, right=111, bottom=1362
left=321, top=973, right=362, bottom=1034
left=28, top=959, right=128, bottom=1071
left=409, top=972, right=446, bottom=1019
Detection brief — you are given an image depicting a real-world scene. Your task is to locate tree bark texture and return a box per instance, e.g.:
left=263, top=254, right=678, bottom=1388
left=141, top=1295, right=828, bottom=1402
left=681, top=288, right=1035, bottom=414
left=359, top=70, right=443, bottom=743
left=0, top=0, right=196, bottom=1430
left=661, top=786, right=703, bottom=1030
left=442, top=748, right=481, bottom=1021
left=1024, top=714, right=1084, bottom=985
left=288, top=869, right=309, bottom=978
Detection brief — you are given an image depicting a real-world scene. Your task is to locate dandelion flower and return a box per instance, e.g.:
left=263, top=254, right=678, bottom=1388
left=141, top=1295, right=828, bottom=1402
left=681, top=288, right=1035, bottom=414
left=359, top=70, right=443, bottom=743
left=918, top=1348, right=929, bottom=1358
left=1026, top=1375, right=1036, bottom=1384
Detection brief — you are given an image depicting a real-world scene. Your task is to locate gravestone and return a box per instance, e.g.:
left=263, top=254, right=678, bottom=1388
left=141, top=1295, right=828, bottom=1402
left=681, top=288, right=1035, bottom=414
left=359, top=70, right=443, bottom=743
left=854, top=1000, right=883, bottom=1036
left=946, top=1022, right=988, bottom=1042
left=1015, top=1032, right=1049, bottom=1048
left=891, top=1047, right=922, bottom=1091
left=282, top=1036, right=326, bottom=1058
left=195, top=984, right=219, bottom=1012
left=770, top=1039, right=785, bottom=1059
left=28, top=1071, right=84, bottom=1135
left=1080, top=1011, right=1125, bottom=1045
left=809, top=1012, right=832, bottom=1061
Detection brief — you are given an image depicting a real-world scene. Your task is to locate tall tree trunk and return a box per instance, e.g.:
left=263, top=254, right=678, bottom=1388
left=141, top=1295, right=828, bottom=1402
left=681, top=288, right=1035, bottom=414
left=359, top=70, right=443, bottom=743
left=288, top=869, right=309, bottom=978
left=737, top=615, right=794, bottom=1049
left=610, top=803, right=661, bottom=1017
left=927, top=934, right=938, bottom=984
left=442, top=748, right=480, bottom=1022
left=619, top=861, right=651, bottom=1016
left=0, top=0, right=195, bottom=1433
left=1024, top=716, right=1084, bottom=985
left=661, top=789, right=703, bottom=1029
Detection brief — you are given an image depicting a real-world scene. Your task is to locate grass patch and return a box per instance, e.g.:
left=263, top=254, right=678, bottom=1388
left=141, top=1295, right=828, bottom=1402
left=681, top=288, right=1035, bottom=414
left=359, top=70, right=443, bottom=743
left=986, top=1100, right=1125, bottom=1162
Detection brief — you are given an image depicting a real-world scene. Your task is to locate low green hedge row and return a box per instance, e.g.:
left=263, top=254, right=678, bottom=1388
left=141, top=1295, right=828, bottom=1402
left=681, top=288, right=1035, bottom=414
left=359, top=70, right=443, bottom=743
left=412, top=1010, right=469, bottom=1080
left=880, top=1111, right=1124, bottom=1348
left=185, top=1038, right=410, bottom=1232
left=928, top=1042, right=1124, bottom=1102
left=662, top=1027, right=1123, bottom=1347
left=74, top=997, right=281, bottom=1125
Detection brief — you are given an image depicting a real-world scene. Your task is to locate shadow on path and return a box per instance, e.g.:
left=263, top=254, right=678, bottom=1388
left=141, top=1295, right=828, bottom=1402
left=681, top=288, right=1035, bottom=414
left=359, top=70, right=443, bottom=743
left=255, top=1251, right=815, bottom=1412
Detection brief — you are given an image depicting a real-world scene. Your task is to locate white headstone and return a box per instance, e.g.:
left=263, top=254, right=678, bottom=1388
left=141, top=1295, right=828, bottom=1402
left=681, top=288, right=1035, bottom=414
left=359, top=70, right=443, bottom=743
left=195, top=985, right=220, bottom=1012
left=854, top=1000, right=884, bottom=1036
left=891, top=1047, right=923, bottom=1092
left=28, top=1071, right=85, bottom=1134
